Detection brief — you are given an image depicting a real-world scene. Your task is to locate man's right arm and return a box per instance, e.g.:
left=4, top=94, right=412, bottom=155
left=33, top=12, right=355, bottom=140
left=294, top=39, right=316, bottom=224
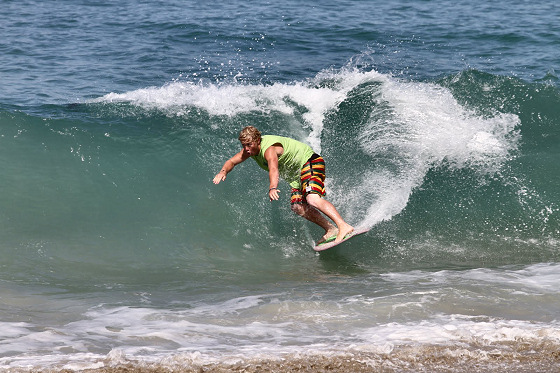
left=212, top=150, right=247, bottom=184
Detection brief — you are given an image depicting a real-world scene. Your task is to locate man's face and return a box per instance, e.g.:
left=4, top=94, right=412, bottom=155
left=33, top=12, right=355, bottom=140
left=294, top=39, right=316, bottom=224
left=241, top=140, right=260, bottom=157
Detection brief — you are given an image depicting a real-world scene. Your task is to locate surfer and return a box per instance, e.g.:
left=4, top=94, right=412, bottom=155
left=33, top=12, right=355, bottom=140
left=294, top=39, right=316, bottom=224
left=213, top=126, right=354, bottom=244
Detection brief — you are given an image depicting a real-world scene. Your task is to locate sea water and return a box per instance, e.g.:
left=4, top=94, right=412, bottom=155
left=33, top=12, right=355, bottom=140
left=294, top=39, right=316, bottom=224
left=1, top=0, right=559, bottom=371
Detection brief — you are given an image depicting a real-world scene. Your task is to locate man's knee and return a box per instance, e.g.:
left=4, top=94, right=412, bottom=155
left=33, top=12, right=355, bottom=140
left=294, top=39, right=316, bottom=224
left=305, top=193, right=322, bottom=208
left=291, top=203, right=306, bottom=216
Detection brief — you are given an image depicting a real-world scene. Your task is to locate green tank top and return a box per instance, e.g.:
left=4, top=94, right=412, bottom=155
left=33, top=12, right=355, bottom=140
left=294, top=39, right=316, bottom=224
left=251, top=135, right=315, bottom=189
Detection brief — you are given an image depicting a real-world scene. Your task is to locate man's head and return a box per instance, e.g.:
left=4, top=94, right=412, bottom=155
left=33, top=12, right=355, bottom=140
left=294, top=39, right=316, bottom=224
left=238, top=126, right=261, bottom=144
left=239, top=126, right=261, bottom=156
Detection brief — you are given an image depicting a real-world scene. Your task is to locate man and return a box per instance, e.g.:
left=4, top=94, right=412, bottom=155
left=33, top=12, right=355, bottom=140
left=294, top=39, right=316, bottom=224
left=213, top=126, right=353, bottom=245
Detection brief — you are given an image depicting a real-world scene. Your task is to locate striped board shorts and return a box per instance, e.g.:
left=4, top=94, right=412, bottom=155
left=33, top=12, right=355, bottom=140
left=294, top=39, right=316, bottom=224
left=290, top=153, right=327, bottom=205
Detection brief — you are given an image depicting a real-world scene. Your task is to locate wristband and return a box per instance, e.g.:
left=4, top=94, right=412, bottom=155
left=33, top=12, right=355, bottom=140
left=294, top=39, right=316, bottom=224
left=269, top=187, right=278, bottom=192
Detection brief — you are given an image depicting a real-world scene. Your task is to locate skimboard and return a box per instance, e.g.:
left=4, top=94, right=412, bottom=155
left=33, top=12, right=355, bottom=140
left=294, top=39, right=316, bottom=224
left=313, top=226, right=370, bottom=252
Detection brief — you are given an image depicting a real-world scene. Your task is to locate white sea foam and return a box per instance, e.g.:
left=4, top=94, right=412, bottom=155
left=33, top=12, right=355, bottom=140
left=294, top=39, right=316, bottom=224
left=2, top=311, right=559, bottom=370
left=95, top=79, right=350, bottom=152
left=353, top=76, right=520, bottom=228
left=356, top=315, right=560, bottom=348
left=2, top=263, right=560, bottom=370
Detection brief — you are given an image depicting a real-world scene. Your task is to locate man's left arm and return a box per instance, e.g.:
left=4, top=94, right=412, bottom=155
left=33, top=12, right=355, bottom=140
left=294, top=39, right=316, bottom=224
left=264, top=145, right=281, bottom=201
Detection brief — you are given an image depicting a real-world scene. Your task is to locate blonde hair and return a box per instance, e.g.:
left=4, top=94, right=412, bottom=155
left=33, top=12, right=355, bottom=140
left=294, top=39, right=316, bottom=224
left=238, top=126, right=261, bottom=143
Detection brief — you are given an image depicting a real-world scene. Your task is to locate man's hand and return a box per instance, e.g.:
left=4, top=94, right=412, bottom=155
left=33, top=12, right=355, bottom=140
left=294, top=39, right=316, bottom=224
left=213, top=171, right=226, bottom=184
left=268, top=187, right=280, bottom=201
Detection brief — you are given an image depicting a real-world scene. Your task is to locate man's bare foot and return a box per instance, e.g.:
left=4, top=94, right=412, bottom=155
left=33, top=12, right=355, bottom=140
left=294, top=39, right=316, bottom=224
left=335, top=224, right=354, bottom=243
left=317, top=227, right=338, bottom=245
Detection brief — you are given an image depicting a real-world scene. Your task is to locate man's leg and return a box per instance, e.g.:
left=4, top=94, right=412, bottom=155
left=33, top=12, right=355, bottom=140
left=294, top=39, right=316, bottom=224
left=291, top=203, right=338, bottom=244
left=297, top=155, right=354, bottom=243
left=305, top=194, right=354, bottom=242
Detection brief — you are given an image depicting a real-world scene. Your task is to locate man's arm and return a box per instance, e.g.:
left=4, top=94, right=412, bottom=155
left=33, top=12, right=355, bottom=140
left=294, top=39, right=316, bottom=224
left=213, top=150, right=248, bottom=184
left=264, top=145, right=282, bottom=201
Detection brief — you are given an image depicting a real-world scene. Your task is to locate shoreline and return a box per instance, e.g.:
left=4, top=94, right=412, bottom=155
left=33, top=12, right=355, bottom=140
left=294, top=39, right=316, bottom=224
left=5, top=343, right=560, bottom=373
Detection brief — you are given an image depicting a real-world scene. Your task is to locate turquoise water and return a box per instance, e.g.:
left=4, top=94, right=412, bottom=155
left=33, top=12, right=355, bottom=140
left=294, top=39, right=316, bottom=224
left=1, top=0, right=559, bottom=371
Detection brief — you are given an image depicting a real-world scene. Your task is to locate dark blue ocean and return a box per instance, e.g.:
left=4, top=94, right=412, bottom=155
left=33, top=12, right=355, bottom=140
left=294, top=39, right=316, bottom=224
left=1, top=1, right=559, bottom=371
